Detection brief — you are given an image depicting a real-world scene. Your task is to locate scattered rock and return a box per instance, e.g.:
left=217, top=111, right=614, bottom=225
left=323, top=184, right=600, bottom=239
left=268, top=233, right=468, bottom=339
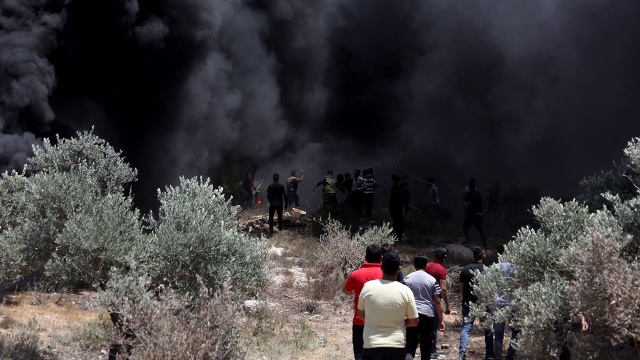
left=268, top=246, right=285, bottom=256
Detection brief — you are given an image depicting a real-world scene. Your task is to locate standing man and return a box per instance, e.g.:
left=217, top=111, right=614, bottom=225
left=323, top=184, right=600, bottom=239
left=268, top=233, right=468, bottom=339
left=287, top=169, right=304, bottom=208
left=243, top=165, right=257, bottom=208
left=344, top=245, right=384, bottom=360
left=313, top=170, right=338, bottom=207
left=351, top=169, right=365, bottom=216
left=490, top=244, right=519, bottom=360
left=463, top=181, right=487, bottom=249
left=266, top=173, right=288, bottom=234
left=389, top=174, right=407, bottom=242
left=404, top=255, right=446, bottom=360
left=428, top=178, right=440, bottom=206
left=458, top=247, right=492, bottom=360
left=362, top=168, right=378, bottom=219
left=358, top=251, right=419, bottom=360
left=427, top=247, right=451, bottom=359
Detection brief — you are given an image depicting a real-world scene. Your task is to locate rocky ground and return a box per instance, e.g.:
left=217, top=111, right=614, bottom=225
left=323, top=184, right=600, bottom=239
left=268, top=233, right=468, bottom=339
left=0, top=219, right=499, bottom=360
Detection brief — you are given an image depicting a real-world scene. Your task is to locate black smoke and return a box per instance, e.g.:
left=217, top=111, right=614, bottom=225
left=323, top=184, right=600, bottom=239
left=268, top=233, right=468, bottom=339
left=2, top=0, right=640, bottom=211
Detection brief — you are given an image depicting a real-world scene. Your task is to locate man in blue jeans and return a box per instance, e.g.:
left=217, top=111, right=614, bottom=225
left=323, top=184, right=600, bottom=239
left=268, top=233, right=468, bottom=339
left=490, top=245, right=519, bottom=360
left=458, top=247, right=492, bottom=360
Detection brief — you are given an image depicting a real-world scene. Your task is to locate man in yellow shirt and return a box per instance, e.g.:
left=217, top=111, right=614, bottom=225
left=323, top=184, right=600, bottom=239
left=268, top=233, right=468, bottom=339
left=358, top=251, right=419, bottom=360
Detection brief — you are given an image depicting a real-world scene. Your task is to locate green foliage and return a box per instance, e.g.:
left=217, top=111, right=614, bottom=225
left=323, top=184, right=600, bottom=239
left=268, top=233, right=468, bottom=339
left=144, top=176, right=268, bottom=298
left=0, top=130, right=140, bottom=287
left=472, top=136, right=640, bottom=358
left=578, top=161, right=639, bottom=212
left=45, top=191, right=144, bottom=287
left=26, top=129, right=137, bottom=195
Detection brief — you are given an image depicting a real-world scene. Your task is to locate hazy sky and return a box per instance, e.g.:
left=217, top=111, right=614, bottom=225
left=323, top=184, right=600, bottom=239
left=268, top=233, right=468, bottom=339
left=2, top=0, right=640, bottom=211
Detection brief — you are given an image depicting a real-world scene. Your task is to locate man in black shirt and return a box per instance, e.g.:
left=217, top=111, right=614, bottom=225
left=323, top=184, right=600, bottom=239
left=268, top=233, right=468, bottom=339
left=267, top=173, right=288, bottom=234
left=287, top=169, right=304, bottom=208
left=458, top=247, right=492, bottom=360
left=463, top=181, right=487, bottom=249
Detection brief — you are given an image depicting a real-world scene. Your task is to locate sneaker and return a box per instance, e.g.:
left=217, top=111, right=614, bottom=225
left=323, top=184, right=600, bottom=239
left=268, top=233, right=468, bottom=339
left=430, top=353, right=440, bottom=359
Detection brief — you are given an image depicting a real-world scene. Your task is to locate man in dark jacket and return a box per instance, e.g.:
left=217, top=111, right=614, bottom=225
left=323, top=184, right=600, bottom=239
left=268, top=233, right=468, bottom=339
left=463, top=181, right=487, bottom=249
left=267, top=173, right=288, bottom=234
left=313, top=170, right=338, bottom=207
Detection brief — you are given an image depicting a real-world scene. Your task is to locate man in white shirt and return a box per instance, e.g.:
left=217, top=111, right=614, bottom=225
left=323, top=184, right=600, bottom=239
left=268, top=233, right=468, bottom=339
left=358, top=251, right=419, bottom=360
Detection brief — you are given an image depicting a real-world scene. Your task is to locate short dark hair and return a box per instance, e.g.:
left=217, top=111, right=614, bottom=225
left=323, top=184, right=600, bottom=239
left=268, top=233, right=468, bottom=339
left=472, top=246, right=485, bottom=261
left=381, top=243, right=392, bottom=255
left=434, top=247, right=447, bottom=260
left=327, top=169, right=333, bottom=175
left=273, top=173, right=279, bottom=181
left=381, top=251, right=401, bottom=276
left=413, top=255, right=428, bottom=270
left=365, top=244, right=382, bottom=263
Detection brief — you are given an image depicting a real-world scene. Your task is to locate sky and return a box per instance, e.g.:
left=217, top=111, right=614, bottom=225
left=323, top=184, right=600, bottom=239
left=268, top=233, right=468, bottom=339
left=2, top=0, right=640, bottom=212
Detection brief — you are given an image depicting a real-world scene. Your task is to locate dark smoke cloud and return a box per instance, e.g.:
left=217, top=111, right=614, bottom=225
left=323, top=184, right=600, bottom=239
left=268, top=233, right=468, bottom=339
left=1, top=0, right=640, bottom=211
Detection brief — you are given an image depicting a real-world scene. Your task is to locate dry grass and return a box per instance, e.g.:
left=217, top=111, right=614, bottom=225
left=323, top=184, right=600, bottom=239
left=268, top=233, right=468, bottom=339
left=0, top=215, right=501, bottom=360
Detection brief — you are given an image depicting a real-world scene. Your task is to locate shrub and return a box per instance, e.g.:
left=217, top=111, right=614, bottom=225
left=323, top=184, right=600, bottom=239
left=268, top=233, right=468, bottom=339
left=143, top=176, right=268, bottom=298
left=578, top=162, right=638, bottom=212
left=99, top=265, right=247, bottom=359
left=317, top=218, right=394, bottom=279
left=0, top=130, right=140, bottom=287
left=471, top=136, right=640, bottom=359
left=26, top=129, right=137, bottom=195
left=0, top=318, right=52, bottom=360
left=313, top=218, right=395, bottom=300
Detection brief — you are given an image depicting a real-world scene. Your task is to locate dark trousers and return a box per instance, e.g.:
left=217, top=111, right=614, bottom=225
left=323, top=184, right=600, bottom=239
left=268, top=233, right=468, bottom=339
left=389, top=206, right=404, bottom=241
left=287, top=191, right=299, bottom=207
left=363, top=194, right=374, bottom=218
left=323, top=193, right=337, bottom=207
left=463, top=213, right=487, bottom=248
left=406, top=314, right=435, bottom=359
left=352, top=324, right=364, bottom=360
left=269, top=205, right=283, bottom=233
left=493, top=321, right=519, bottom=360
left=351, top=191, right=364, bottom=216
left=361, top=347, right=405, bottom=360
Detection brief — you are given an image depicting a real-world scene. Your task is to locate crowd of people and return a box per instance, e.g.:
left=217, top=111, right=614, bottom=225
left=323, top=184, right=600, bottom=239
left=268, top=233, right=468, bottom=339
left=253, top=166, right=504, bottom=247
left=254, top=169, right=589, bottom=359
left=344, top=244, right=589, bottom=360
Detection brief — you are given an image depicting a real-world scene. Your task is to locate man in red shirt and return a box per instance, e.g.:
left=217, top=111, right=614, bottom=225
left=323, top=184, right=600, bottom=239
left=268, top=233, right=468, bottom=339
left=426, top=247, right=451, bottom=359
left=344, top=244, right=383, bottom=360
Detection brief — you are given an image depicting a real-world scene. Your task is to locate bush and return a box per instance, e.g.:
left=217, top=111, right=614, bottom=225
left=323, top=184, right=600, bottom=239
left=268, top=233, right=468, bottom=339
left=99, top=265, right=247, bottom=359
left=471, top=136, right=640, bottom=359
left=0, top=130, right=140, bottom=287
left=578, top=161, right=639, bottom=212
left=317, top=218, right=394, bottom=279
left=143, top=176, right=268, bottom=298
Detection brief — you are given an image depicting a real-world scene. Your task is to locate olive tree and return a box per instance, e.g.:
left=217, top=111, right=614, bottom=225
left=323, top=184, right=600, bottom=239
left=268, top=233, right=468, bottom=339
left=0, top=129, right=141, bottom=287
left=471, top=137, right=640, bottom=358
left=143, top=176, right=268, bottom=298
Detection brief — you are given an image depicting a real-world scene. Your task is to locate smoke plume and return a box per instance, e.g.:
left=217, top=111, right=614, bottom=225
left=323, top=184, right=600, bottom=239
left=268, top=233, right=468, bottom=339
left=2, top=0, right=640, bottom=210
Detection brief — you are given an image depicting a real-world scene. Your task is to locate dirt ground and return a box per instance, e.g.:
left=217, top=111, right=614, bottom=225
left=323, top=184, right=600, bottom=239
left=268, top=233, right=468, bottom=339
left=0, top=234, right=496, bottom=360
